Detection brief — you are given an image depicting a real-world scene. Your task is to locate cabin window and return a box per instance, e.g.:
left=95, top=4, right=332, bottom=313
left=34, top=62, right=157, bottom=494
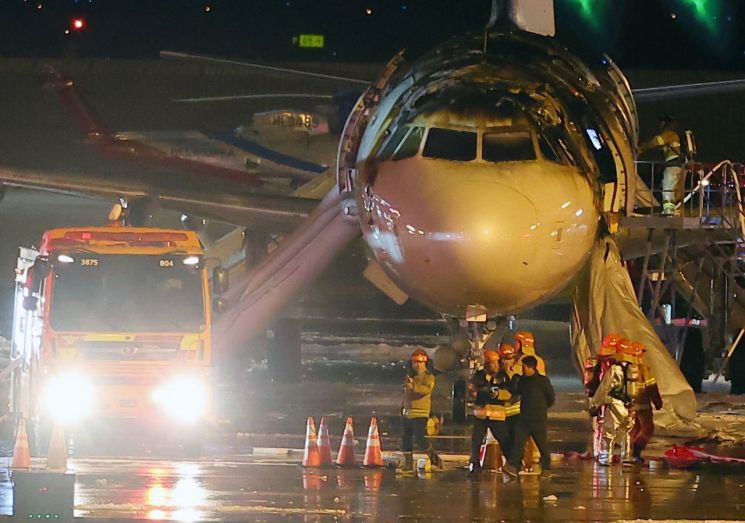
left=422, top=128, right=477, bottom=161
left=392, top=127, right=424, bottom=160
left=482, top=131, right=536, bottom=162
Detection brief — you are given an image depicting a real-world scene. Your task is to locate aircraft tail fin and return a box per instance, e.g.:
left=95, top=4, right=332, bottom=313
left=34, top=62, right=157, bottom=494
left=46, top=71, right=114, bottom=143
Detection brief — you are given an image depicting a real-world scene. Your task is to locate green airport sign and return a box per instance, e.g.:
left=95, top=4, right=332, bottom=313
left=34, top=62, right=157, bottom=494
left=297, top=34, right=324, bottom=48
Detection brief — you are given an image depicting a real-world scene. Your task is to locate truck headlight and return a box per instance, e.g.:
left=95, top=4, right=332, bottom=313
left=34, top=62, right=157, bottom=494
left=43, top=372, right=95, bottom=422
left=151, top=377, right=207, bottom=423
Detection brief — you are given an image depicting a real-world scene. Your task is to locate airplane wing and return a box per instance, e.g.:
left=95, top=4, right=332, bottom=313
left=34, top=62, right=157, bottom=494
left=0, top=165, right=316, bottom=232
left=632, top=78, right=745, bottom=102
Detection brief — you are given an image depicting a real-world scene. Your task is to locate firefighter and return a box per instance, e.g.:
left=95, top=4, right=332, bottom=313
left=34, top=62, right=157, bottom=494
left=585, top=333, right=622, bottom=458
left=638, top=115, right=684, bottom=216
left=499, top=342, right=519, bottom=378
left=398, top=349, right=442, bottom=474
left=514, top=330, right=547, bottom=376
left=621, top=341, right=663, bottom=464
left=467, top=348, right=519, bottom=477
left=590, top=338, right=635, bottom=466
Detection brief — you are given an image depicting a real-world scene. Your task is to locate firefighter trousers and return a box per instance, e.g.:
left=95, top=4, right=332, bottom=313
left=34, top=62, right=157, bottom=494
left=598, top=401, right=635, bottom=465
left=470, top=417, right=513, bottom=465
left=630, top=407, right=654, bottom=456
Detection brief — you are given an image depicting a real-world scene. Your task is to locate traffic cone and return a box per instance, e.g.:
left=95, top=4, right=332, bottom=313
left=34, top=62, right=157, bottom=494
left=362, top=417, right=383, bottom=468
left=302, top=417, right=321, bottom=467
left=481, top=429, right=503, bottom=472
left=317, top=417, right=333, bottom=467
left=12, top=418, right=31, bottom=469
left=47, top=422, right=67, bottom=470
left=336, top=417, right=356, bottom=467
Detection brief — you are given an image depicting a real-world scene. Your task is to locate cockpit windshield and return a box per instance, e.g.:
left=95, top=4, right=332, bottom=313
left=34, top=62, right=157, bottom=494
left=422, top=128, right=477, bottom=161
left=482, top=131, right=536, bottom=162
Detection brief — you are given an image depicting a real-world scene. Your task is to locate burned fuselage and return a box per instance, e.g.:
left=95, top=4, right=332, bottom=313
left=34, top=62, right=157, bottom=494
left=354, top=29, right=638, bottom=316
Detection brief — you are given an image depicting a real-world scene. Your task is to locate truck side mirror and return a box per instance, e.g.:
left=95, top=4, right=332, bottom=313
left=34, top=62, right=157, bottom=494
left=22, top=295, right=38, bottom=311
left=31, top=257, right=50, bottom=288
left=212, top=266, right=229, bottom=296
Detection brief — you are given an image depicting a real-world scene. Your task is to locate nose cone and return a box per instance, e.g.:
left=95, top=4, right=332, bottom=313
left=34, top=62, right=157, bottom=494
left=359, top=160, right=598, bottom=315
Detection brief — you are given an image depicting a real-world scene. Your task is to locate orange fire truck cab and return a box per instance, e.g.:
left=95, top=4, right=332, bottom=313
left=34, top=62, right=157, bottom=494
left=11, top=225, right=213, bottom=454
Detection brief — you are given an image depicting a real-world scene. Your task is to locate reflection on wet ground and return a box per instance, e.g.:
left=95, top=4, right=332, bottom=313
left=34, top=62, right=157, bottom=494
left=1, top=454, right=744, bottom=521
left=2, top=357, right=745, bottom=520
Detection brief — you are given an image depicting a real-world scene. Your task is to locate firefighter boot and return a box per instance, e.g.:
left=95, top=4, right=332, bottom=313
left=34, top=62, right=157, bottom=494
left=396, top=452, right=415, bottom=476
left=428, top=448, right=443, bottom=470
left=631, top=443, right=645, bottom=465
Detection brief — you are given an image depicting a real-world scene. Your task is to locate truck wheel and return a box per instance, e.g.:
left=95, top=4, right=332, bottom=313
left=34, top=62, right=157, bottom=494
left=452, top=379, right=467, bottom=423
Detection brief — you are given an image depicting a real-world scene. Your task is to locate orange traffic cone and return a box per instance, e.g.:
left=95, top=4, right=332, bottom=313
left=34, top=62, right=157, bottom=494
left=302, top=417, right=321, bottom=467
left=12, top=417, right=31, bottom=469
left=47, top=423, right=67, bottom=470
left=481, top=428, right=503, bottom=472
left=363, top=417, right=383, bottom=468
left=336, top=417, right=356, bottom=467
left=317, top=417, right=333, bottom=467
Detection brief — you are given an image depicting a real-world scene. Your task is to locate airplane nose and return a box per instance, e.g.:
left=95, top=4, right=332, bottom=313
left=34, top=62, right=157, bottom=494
left=361, top=173, right=598, bottom=316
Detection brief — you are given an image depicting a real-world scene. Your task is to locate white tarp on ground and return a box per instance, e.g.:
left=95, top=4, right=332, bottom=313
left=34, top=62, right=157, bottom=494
left=571, top=236, right=697, bottom=422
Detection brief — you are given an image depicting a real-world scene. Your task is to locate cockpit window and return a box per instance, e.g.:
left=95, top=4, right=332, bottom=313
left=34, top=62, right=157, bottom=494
left=538, top=134, right=562, bottom=164
left=392, top=127, right=424, bottom=160
left=377, top=126, right=409, bottom=160
left=422, top=128, right=477, bottom=161
left=482, top=131, right=536, bottom=162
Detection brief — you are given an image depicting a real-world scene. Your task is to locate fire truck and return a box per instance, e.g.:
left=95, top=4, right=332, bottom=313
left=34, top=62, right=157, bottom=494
left=10, top=218, right=216, bottom=454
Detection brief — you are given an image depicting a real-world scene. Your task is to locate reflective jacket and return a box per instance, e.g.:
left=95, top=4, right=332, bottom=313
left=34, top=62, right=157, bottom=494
left=469, top=367, right=520, bottom=419
left=402, top=371, right=435, bottom=419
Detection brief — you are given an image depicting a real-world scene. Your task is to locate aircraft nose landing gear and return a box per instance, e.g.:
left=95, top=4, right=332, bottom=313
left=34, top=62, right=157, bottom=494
left=450, top=310, right=507, bottom=423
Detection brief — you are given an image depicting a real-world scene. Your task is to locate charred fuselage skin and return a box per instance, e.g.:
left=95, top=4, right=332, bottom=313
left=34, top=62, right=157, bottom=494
left=355, top=30, right=638, bottom=316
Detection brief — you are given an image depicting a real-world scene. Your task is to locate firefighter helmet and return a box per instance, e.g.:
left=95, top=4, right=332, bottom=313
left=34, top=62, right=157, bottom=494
left=410, top=350, right=429, bottom=363
left=514, top=331, right=535, bottom=351
left=617, top=339, right=633, bottom=354
left=600, top=333, right=622, bottom=356
left=629, top=341, right=646, bottom=357
left=483, top=350, right=499, bottom=364
left=499, top=342, right=516, bottom=360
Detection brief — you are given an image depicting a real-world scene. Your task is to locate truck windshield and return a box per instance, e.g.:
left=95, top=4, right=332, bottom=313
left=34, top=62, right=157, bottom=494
left=49, top=253, right=205, bottom=332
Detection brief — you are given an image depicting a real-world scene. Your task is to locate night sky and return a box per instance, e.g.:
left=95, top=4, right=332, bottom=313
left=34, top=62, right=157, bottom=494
left=2, top=0, right=745, bottom=70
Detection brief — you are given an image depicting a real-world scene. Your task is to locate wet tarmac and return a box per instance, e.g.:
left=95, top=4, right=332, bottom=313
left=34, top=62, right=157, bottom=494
left=0, top=354, right=744, bottom=521
left=3, top=451, right=745, bottom=521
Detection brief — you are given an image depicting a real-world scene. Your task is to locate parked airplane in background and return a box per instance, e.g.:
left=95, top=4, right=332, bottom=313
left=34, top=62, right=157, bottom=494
left=4, top=0, right=745, bottom=420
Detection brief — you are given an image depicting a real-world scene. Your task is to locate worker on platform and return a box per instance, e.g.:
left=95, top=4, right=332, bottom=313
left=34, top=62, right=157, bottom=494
left=638, top=115, right=685, bottom=216
left=503, top=356, right=555, bottom=477
left=590, top=338, right=635, bottom=466
left=398, top=349, right=442, bottom=474
left=467, top=348, right=519, bottom=477
left=584, top=333, right=622, bottom=458
left=618, top=341, right=663, bottom=464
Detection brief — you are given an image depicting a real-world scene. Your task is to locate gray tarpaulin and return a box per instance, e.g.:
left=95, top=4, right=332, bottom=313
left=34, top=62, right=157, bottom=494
left=571, top=235, right=697, bottom=422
